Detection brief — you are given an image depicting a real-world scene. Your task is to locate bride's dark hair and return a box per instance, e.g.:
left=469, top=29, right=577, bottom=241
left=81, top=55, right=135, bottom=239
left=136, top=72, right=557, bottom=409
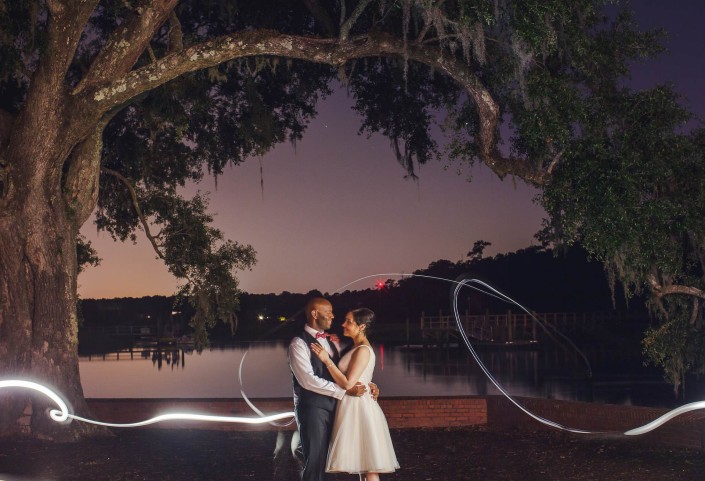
left=350, top=307, right=375, bottom=335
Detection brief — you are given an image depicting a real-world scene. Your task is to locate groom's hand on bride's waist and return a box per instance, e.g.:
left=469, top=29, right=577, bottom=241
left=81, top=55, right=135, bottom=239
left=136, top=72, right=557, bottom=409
left=344, top=382, right=380, bottom=400
left=369, top=382, right=379, bottom=401
left=345, top=382, right=367, bottom=397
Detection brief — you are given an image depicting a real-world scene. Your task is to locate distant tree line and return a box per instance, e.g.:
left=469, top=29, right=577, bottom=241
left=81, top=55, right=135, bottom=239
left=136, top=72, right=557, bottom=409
left=80, top=243, right=647, bottom=346
left=4, top=0, right=703, bottom=440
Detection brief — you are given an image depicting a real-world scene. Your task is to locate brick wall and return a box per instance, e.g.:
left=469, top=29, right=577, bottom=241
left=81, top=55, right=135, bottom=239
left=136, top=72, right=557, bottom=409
left=379, top=397, right=487, bottom=428
left=86, top=396, right=487, bottom=431
left=86, top=396, right=705, bottom=450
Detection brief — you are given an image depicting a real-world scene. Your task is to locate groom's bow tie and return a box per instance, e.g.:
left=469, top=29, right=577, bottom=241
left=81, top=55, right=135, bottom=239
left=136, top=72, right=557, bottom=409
left=315, top=332, right=329, bottom=339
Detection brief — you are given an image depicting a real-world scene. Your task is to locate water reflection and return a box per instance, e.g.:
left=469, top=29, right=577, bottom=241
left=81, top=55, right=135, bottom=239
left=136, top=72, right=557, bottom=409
left=83, top=345, right=187, bottom=370
left=78, top=342, right=705, bottom=408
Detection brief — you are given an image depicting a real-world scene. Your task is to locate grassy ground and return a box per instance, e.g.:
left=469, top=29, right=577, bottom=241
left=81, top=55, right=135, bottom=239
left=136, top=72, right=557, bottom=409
left=0, top=426, right=703, bottom=481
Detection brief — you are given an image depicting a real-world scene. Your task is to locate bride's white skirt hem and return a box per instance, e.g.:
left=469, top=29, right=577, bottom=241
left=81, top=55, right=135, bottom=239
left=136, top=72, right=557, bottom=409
left=325, top=395, right=399, bottom=474
left=326, top=466, right=400, bottom=474
left=326, top=346, right=399, bottom=474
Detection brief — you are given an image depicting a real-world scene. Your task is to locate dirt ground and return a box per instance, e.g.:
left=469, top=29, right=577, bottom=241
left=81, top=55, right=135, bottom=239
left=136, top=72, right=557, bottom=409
left=0, top=426, right=703, bottom=481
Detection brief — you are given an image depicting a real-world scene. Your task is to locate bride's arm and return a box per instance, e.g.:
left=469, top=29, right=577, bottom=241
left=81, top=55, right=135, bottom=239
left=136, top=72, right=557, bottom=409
left=310, top=344, right=370, bottom=390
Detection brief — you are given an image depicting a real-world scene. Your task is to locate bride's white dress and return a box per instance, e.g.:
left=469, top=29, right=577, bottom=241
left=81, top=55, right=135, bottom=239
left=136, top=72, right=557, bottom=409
left=326, top=345, right=399, bottom=474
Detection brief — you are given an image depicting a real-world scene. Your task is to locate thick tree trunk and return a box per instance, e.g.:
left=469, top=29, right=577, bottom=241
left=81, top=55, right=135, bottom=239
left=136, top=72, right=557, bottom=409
left=0, top=0, right=158, bottom=440
left=0, top=132, right=107, bottom=440
left=0, top=0, right=551, bottom=442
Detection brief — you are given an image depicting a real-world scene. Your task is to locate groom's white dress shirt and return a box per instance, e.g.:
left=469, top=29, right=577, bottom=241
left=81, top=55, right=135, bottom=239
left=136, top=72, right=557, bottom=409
left=289, top=324, right=345, bottom=404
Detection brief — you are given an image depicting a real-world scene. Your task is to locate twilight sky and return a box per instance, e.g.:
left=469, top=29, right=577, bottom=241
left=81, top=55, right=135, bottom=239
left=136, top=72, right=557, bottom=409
left=77, top=1, right=705, bottom=299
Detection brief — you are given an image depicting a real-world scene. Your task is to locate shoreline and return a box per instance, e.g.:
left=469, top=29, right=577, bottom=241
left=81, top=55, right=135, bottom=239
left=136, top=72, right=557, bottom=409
left=82, top=395, right=705, bottom=451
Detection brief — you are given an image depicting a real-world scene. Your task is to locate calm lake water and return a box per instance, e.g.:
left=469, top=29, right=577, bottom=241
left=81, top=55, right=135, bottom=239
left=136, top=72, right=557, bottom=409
left=78, top=341, right=705, bottom=409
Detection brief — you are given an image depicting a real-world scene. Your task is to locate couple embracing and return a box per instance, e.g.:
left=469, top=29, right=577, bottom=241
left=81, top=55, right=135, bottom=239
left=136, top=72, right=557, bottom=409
left=288, top=297, right=399, bottom=481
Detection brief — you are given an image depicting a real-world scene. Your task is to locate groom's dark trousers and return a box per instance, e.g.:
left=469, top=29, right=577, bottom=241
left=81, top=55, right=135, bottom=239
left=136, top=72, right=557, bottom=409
left=293, top=331, right=340, bottom=481
left=295, top=404, right=335, bottom=481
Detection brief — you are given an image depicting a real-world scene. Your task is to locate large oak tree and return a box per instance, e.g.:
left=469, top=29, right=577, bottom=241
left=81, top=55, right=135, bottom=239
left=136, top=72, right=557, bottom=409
left=0, top=0, right=702, bottom=440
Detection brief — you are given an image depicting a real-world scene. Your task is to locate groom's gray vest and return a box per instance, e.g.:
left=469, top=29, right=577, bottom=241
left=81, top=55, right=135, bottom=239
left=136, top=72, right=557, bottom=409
left=292, top=330, right=340, bottom=412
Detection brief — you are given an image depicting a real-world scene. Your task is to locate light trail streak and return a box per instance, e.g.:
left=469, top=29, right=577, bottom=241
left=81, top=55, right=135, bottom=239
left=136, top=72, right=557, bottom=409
left=3, top=273, right=703, bottom=436
left=238, top=351, right=296, bottom=427
left=450, top=279, right=591, bottom=433
left=332, top=273, right=705, bottom=436
left=0, top=379, right=70, bottom=423
left=0, top=379, right=294, bottom=428
left=65, top=410, right=296, bottom=428
left=623, top=401, right=705, bottom=436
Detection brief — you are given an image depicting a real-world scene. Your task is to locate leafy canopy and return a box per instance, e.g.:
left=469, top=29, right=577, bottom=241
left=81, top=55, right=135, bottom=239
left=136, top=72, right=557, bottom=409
left=2, top=0, right=701, bottom=370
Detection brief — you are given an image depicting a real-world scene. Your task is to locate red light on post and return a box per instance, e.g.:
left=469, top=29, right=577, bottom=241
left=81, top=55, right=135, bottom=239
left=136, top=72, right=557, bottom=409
left=375, top=280, right=385, bottom=290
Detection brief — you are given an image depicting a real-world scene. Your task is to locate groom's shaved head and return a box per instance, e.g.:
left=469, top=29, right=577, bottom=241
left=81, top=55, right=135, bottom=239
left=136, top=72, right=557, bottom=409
left=305, top=297, right=330, bottom=322
left=305, top=297, right=334, bottom=331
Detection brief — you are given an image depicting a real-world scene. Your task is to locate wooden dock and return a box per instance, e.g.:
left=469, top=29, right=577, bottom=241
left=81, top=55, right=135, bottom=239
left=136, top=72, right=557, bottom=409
left=419, top=311, right=634, bottom=346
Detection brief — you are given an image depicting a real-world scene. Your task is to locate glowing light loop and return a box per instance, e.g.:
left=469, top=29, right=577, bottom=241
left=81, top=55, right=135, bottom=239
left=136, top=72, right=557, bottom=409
left=0, top=379, right=70, bottom=423
left=623, top=401, right=705, bottom=436
left=238, top=351, right=296, bottom=427
left=65, top=410, right=296, bottom=428
left=4, top=273, right=704, bottom=436
left=333, top=273, right=705, bottom=436
left=0, top=379, right=294, bottom=428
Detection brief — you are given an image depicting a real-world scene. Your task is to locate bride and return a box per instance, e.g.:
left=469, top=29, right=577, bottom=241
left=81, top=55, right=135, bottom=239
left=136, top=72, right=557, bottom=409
left=310, top=307, right=399, bottom=480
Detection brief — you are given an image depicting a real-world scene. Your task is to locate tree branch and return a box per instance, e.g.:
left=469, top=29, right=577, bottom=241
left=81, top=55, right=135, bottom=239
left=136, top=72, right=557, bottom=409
left=82, top=30, right=550, bottom=186
left=101, top=166, right=196, bottom=281
left=73, top=0, right=178, bottom=95
left=339, top=0, right=374, bottom=41
left=43, top=0, right=100, bottom=78
left=647, top=273, right=705, bottom=301
left=146, top=44, right=157, bottom=63
left=416, top=8, right=439, bottom=45
left=18, top=0, right=99, bottom=105
left=546, top=149, right=565, bottom=175
left=416, top=24, right=436, bottom=44
left=100, top=167, right=165, bottom=262
left=6, top=0, right=100, bottom=178
left=167, top=10, right=183, bottom=54
left=63, top=114, right=116, bottom=228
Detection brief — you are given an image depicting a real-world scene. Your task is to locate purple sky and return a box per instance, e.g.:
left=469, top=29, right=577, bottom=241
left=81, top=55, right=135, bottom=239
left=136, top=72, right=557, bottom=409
left=77, top=1, right=705, bottom=298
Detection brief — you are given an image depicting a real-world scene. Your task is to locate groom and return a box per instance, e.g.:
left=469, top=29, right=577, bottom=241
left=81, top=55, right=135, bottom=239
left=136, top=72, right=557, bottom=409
left=288, top=297, right=371, bottom=481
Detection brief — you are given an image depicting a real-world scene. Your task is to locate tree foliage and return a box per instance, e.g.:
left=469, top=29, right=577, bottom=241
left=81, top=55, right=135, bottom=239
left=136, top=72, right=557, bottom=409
left=540, top=87, right=705, bottom=389
left=0, top=0, right=702, bottom=438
